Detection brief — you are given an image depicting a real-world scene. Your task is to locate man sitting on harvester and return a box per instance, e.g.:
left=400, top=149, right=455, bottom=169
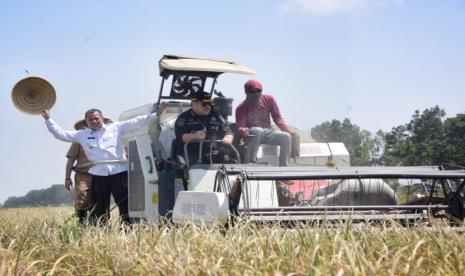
left=174, top=91, right=234, bottom=164
left=235, top=79, right=293, bottom=166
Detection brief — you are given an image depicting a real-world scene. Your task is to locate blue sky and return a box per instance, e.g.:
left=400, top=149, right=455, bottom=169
left=1, top=0, right=465, bottom=203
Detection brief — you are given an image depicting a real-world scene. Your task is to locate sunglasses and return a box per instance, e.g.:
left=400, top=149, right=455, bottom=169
left=193, top=100, right=213, bottom=107
left=246, top=88, right=262, bottom=94
left=201, top=102, right=213, bottom=107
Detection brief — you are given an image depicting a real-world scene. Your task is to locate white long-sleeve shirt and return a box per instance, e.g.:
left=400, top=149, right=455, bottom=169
left=46, top=113, right=157, bottom=176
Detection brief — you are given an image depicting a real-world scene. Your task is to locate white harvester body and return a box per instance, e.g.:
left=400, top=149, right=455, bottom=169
left=119, top=100, right=351, bottom=223
left=112, top=55, right=465, bottom=226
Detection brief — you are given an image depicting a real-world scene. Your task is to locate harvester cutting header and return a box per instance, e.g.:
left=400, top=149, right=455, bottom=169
left=12, top=54, right=465, bottom=226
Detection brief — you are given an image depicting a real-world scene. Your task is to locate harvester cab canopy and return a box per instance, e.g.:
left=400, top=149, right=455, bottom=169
left=157, top=55, right=255, bottom=102
left=159, top=54, right=255, bottom=76
left=124, top=55, right=258, bottom=163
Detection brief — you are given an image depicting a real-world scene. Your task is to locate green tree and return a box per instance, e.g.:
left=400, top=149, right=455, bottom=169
left=311, top=118, right=378, bottom=165
left=370, top=130, right=386, bottom=165
left=382, top=106, right=447, bottom=166
left=443, top=113, right=465, bottom=166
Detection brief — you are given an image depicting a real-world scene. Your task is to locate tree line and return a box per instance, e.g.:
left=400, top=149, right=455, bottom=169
left=311, top=105, right=465, bottom=167
left=2, top=184, right=73, bottom=208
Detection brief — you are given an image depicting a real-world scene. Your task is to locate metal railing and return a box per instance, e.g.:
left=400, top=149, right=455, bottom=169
left=183, top=139, right=241, bottom=166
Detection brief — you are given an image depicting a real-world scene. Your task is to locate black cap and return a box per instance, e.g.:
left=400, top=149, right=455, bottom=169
left=191, top=91, right=213, bottom=103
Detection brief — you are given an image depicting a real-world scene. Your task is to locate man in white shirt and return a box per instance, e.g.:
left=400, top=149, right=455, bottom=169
left=42, top=105, right=164, bottom=225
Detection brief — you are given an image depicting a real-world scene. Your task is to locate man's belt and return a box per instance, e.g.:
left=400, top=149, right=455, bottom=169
left=73, top=160, right=129, bottom=171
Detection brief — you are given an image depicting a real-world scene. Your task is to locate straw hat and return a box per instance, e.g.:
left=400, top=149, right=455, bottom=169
left=74, top=117, right=112, bottom=130
left=11, top=77, right=56, bottom=114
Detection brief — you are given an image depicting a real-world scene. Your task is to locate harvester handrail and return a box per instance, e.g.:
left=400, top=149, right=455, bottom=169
left=183, top=139, right=241, bottom=166
left=213, top=165, right=465, bottom=180
left=238, top=205, right=449, bottom=212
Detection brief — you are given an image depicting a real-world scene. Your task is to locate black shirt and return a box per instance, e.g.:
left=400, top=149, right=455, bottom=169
left=174, top=109, right=232, bottom=163
left=175, top=109, right=231, bottom=142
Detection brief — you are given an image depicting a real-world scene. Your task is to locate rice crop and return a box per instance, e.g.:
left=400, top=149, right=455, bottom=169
left=1, top=207, right=465, bottom=275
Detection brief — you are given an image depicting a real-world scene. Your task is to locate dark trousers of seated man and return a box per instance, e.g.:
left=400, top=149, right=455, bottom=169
left=90, top=171, right=130, bottom=225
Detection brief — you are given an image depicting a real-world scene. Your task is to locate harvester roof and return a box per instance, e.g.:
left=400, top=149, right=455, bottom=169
left=159, top=55, right=256, bottom=76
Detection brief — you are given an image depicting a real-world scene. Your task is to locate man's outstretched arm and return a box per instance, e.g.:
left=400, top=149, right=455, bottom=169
left=42, top=110, right=79, bottom=143
left=118, top=103, right=166, bottom=134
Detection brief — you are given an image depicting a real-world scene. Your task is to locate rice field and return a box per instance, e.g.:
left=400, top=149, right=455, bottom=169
left=1, top=207, right=465, bottom=275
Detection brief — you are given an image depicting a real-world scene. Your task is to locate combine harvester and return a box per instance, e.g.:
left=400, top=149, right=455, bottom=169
left=120, top=55, right=465, bottom=226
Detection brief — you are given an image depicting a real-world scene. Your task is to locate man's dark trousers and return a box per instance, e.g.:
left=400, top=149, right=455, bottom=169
left=90, top=171, right=130, bottom=225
